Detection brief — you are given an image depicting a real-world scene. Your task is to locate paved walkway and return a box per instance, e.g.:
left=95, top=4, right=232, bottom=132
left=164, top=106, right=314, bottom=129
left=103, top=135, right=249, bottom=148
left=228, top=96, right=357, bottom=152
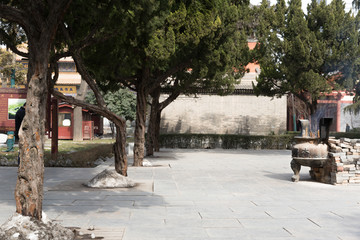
left=1, top=149, right=360, bottom=240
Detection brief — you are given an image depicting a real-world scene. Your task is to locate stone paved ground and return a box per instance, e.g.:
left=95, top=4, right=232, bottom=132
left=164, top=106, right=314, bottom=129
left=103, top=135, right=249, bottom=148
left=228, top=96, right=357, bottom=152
left=1, top=149, right=360, bottom=240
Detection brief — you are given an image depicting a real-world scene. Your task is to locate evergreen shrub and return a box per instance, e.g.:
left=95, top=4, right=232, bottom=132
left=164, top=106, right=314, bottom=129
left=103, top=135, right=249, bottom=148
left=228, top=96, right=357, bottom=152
left=159, top=133, right=297, bottom=150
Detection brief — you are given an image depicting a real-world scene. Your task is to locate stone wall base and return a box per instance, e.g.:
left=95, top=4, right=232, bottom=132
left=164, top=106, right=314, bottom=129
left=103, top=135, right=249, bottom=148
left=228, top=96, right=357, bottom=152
left=328, top=137, right=360, bottom=185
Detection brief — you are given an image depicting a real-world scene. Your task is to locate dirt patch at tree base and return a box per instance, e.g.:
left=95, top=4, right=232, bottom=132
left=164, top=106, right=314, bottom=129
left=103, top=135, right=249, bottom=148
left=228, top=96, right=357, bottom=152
left=0, top=143, right=114, bottom=168
left=45, top=143, right=114, bottom=168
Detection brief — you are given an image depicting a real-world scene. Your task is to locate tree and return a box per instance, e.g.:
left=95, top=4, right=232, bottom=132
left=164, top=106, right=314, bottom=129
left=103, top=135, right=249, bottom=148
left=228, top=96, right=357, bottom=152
left=85, top=88, right=136, bottom=138
left=86, top=88, right=137, bottom=122
left=254, top=0, right=360, bottom=130
left=49, top=0, right=131, bottom=176
left=145, top=1, right=256, bottom=156
left=83, top=0, right=251, bottom=166
left=353, top=0, right=360, bottom=10
left=0, top=0, right=72, bottom=221
left=0, top=48, right=27, bottom=85
left=146, top=82, right=181, bottom=156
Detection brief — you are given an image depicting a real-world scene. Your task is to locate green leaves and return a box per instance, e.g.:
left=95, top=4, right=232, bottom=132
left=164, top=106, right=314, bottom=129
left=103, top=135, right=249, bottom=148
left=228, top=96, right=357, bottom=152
left=86, top=88, right=136, bottom=121
left=145, top=28, right=175, bottom=60
left=254, top=0, right=360, bottom=112
left=0, top=48, right=26, bottom=85
left=77, top=0, right=251, bottom=97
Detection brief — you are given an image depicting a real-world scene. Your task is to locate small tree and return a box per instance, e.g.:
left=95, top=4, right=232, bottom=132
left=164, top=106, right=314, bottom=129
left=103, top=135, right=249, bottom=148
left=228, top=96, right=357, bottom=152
left=86, top=89, right=137, bottom=122
left=0, top=48, right=27, bottom=85
left=86, top=88, right=136, bottom=137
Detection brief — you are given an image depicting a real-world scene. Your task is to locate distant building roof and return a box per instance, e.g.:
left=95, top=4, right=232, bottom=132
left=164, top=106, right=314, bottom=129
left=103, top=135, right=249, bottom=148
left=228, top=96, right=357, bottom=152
left=55, top=72, right=81, bottom=85
left=237, top=72, right=258, bottom=90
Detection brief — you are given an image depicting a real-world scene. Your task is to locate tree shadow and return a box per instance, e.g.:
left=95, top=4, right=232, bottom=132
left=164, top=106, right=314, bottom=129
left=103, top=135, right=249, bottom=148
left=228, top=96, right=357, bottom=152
left=262, top=168, right=316, bottom=183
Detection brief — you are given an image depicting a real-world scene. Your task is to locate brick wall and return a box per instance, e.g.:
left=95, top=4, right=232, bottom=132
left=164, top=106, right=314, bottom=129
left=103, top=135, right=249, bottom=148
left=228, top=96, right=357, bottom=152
left=329, top=138, right=360, bottom=184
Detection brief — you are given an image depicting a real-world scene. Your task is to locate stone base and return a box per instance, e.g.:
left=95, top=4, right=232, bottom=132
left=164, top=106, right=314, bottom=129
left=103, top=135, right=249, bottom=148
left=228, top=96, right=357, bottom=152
left=0, top=213, right=74, bottom=240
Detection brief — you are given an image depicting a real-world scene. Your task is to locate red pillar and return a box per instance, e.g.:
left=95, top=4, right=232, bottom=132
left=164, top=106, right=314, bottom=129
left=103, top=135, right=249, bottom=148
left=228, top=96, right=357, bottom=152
left=51, top=98, right=58, bottom=160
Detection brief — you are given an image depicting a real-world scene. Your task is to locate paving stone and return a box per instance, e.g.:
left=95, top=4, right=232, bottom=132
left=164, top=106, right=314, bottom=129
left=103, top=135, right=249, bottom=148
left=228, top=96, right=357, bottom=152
left=1, top=149, right=360, bottom=239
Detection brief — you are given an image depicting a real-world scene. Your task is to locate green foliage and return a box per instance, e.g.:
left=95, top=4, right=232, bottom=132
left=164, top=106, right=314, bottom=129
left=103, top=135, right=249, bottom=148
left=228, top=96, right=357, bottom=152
left=254, top=0, right=360, bottom=112
left=354, top=0, right=360, bottom=10
left=0, top=48, right=26, bottom=85
left=86, top=88, right=136, bottom=121
left=80, top=0, right=251, bottom=95
left=330, top=131, right=360, bottom=138
left=344, top=99, right=360, bottom=115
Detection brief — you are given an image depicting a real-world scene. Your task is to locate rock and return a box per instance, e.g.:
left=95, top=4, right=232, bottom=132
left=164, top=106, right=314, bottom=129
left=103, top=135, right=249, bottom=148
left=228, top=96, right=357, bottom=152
left=85, top=169, right=135, bottom=188
left=0, top=213, right=74, bottom=240
left=0, top=134, right=7, bottom=144
left=142, top=159, right=153, bottom=167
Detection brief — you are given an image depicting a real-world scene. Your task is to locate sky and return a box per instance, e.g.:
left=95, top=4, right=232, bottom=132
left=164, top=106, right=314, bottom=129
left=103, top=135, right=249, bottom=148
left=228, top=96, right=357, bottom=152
left=250, top=0, right=356, bottom=13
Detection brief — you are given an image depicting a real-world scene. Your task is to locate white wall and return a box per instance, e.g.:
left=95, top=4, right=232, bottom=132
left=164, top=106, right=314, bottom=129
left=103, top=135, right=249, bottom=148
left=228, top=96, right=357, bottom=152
left=160, top=94, right=287, bottom=135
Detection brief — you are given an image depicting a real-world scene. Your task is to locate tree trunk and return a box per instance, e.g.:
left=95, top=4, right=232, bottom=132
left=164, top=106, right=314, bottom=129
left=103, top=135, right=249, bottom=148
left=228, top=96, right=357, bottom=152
left=146, top=88, right=160, bottom=156
left=147, top=85, right=181, bottom=154
left=1, top=0, right=72, bottom=221
left=145, top=110, right=155, bottom=156
left=133, top=85, right=147, bottom=166
left=15, top=54, right=48, bottom=220
left=113, top=122, right=128, bottom=176
left=154, top=108, right=162, bottom=152
left=52, top=90, right=129, bottom=176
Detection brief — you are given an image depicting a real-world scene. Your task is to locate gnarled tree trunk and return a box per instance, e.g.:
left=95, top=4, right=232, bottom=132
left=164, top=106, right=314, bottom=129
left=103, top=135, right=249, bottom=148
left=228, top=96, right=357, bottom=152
left=15, top=49, right=49, bottom=220
left=114, top=121, right=128, bottom=176
left=154, top=108, right=162, bottom=152
left=133, top=83, right=147, bottom=166
left=52, top=90, right=129, bottom=176
left=146, top=88, right=160, bottom=156
left=146, top=86, right=181, bottom=155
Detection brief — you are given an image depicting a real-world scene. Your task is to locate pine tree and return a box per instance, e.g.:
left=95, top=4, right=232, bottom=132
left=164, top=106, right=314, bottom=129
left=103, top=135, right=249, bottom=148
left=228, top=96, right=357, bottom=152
left=0, top=0, right=72, bottom=221
left=255, top=0, right=360, bottom=115
left=82, top=0, right=251, bottom=166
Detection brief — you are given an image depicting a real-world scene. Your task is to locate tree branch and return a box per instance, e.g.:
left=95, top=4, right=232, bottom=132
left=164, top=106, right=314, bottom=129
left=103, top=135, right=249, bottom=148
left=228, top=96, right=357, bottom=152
left=71, top=51, right=107, bottom=107
left=0, top=29, right=29, bottom=58
left=159, top=79, right=181, bottom=111
left=0, top=5, right=30, bottom=31
left=57, top=21, right=107, bottom=107
left=48, top=61, right=59, bottom=88
left=149, top=61, right=190, bottom=93
left=51, top=89, right=124, bottom=124
left=46, top=0, right=73, bottom=39
left=50, top=51, right=72, bottom=63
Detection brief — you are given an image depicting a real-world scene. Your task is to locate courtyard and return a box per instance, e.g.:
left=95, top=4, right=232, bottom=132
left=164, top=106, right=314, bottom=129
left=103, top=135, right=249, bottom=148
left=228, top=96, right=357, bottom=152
left=0, top=149, right=359, bottom=239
